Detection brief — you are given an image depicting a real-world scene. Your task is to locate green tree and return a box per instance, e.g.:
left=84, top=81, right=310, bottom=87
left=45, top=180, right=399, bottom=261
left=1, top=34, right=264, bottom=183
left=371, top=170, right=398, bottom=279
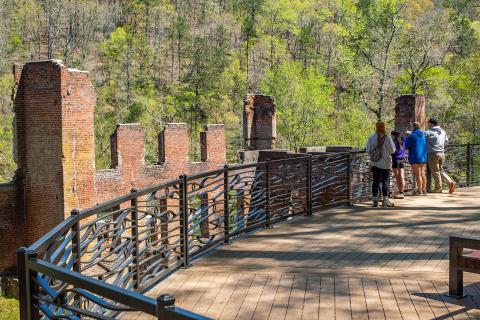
left=261, top=61, right=335, bottom=151
left=347, top=0, right=406, bottom=121
left=0, top=74, right=15, bottom=181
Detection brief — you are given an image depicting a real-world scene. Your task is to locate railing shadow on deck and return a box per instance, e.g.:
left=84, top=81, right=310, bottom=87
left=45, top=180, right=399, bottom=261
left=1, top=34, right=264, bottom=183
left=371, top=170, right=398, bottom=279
left=17, top=144, right=480, bottom=319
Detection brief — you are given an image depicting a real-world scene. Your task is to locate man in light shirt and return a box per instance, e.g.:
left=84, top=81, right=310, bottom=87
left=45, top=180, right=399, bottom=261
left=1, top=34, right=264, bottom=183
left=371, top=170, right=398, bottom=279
left=425, top=118, right=456, bottom=194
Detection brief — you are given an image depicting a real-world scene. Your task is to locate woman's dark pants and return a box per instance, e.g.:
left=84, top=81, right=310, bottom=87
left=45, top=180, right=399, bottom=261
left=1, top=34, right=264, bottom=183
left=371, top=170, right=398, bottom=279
left=372, top=166, right=390, bottom=197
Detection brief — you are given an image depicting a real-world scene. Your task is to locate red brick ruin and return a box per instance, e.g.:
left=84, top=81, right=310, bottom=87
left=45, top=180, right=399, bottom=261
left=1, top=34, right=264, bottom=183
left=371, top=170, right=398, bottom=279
left=0, top=60, right=425, bottom=275
left=243, top=94, right=276, bottom=150
left=395, top=95, right=426, bottom=133
left=0, top=61, right=226, bottom=274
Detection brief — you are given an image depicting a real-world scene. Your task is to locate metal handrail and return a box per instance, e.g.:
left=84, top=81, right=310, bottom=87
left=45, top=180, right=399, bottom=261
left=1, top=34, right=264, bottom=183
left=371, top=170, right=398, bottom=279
left=18, top=144, right=479, bottom=319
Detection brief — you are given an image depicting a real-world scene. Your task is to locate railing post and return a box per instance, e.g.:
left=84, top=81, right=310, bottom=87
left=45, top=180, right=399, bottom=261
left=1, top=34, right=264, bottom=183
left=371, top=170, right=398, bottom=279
left=265, top=162, right=271, bottom=228
left=306, top=155, right=313, bottom=215
left=71, top=209, right=81, bottom=273
left=156, top=294, right=176, bottom=319
left=179, top=174, right=190, bottom=267
left=223, top=165, right=231, bottom=244
left=467, top=144, right=472, bottom=187
left=131, top=188, right=140, bottom=290
left=347, top=152, right=353, bottom=206
left=17, top=247, right=39, bottom=320
left=71, top=209, right=81, bottom=310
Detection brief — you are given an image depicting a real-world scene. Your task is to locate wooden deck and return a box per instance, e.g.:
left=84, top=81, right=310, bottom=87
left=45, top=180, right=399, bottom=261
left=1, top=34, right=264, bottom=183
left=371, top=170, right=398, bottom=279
left=123, top=187, right=480, bottom=320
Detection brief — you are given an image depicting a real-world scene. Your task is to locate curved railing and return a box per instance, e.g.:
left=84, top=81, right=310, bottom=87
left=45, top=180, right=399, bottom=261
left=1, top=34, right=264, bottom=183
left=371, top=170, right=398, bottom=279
left=17, top=145, right=480, bottom=319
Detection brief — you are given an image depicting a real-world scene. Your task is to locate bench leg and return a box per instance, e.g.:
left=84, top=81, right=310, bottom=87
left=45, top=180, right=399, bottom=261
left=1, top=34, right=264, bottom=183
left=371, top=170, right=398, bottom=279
left=449, top=267, right=464, bottom=298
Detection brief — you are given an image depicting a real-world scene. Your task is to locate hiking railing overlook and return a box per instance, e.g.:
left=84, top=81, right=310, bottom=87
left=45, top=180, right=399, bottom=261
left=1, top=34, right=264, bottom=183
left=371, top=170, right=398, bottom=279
left=17, top=144, right=480, bottom=320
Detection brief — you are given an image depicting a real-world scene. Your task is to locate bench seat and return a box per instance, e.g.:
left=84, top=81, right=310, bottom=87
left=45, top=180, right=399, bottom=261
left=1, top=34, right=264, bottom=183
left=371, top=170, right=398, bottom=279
left=449, top=235, right=480, bottom=297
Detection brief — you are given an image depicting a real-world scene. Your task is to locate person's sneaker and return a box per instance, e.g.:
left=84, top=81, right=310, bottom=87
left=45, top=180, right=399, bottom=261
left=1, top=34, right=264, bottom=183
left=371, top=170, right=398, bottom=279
left=373, top=199, right=379, bottom=207
left=382, top=199, right=395, bottom=207
left=412, top=189, right=422, bottom=196
left=449, top=182, right=456, bottom=194
left=421, top=191, right=427, bottom=196
left=397, top=192, right=405, bottom=199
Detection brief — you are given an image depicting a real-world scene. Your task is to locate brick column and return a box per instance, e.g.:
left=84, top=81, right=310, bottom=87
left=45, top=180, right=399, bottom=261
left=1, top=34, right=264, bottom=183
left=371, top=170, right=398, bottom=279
left=158, top=123, right=189, bottom=164
left=110, top=124, right=145, bottom=190
left=200, top=124, right=226, bottom=163
left=394, top=95, right=426, bottom=134
left=14, top=60, right=96, bottom=244
left=243, top=94, right=276, bottom=150
left=61, top=66, right=96, bottom=215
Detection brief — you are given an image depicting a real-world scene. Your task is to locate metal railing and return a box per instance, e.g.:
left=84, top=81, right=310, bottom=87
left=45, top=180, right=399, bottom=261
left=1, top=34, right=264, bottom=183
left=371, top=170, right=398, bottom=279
left=17, top=145, right=480, bottom=319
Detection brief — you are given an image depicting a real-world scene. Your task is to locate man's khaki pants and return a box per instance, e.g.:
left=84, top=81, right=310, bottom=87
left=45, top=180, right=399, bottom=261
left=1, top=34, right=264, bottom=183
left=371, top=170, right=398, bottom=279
left=428, top=152, right=454, bottom=191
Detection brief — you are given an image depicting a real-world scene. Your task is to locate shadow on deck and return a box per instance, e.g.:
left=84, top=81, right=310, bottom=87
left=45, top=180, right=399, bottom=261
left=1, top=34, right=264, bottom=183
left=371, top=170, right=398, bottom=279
left=125, top=187, right=480, bottom=320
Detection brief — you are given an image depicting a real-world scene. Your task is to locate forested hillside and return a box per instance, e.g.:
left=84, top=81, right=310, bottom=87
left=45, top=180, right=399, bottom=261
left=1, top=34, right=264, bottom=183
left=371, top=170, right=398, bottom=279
left=0, top=0, right=479, bottom=181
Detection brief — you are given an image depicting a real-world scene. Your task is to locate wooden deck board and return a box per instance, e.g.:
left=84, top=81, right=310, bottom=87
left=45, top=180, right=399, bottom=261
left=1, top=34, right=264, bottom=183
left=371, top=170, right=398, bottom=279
left=319, top=277, right=336, bottom=320
left=403, top=279, right=435, bottom=320
left=335, top=277, right=352, bottom=320
left=433, top=280, right=471, bottom=320
left=363, top=278, right=385, bottom=320
left=218, top=273, right=256, bottom=320
left=129, top=188, right=480, bottom=320
left=376, top=279, right=402, bottom=320
left=251, top=274, right=281, bottom=320
left=204, top=273, right=242, bottom=319
left=301, top=275, right=320, bottom=320
left=284, top=275, right=306, bottom=320
left=349, top=277, right=368, bottom=320
left=267, top=274, right=295, bottom=320
left=235, top=274, right=268, bottom=320
left=417, top=280, right=451, bottom=319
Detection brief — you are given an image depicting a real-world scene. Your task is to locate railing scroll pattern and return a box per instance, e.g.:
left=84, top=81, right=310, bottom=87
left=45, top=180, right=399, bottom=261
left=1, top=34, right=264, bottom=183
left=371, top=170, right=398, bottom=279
left=18, top=144, right=480, bottom=319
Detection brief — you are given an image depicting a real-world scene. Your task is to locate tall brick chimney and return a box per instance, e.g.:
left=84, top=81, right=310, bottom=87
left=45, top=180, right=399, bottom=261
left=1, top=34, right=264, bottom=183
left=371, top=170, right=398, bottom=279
left=394, top=95, right=426, bottom=134
left=14, top=60, right=96, bottom=243
left=243, top=94, right=276, bottom=150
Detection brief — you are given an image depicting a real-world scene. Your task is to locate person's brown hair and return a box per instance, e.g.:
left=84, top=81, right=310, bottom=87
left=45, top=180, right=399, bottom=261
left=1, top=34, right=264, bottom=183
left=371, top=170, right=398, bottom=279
left=413, top=122, right=421, bottom=130
left=391, top=130, right=403, bottom=148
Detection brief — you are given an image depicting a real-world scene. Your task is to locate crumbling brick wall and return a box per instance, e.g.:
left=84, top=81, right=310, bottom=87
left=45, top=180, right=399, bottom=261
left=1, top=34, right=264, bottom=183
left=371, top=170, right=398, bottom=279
left=243, top=94, right=276, bottom=150
left=94, top=123, right=226, bottom=204
left=0, top=60, right=227, bottom=274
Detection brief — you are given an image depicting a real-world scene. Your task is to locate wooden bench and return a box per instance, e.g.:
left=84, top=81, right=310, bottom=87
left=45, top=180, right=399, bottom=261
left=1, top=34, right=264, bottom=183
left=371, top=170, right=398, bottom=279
left=449, top=235, right=480, bottom=297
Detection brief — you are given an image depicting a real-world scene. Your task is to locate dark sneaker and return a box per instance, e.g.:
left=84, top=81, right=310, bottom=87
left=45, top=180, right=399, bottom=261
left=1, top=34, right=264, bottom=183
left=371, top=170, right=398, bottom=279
left=373, top=200, right=379, bottom=207
left=382, top=199, right=395, bottom=207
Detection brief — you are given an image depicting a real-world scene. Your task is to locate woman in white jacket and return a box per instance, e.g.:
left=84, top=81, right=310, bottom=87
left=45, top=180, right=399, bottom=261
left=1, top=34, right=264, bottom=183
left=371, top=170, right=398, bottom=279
left=366, top=122, right=396, bottom=207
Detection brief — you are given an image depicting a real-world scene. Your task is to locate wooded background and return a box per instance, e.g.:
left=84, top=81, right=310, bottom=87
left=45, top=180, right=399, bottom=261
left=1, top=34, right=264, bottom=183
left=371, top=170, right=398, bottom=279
left=0, top=0, right=479, bottom=181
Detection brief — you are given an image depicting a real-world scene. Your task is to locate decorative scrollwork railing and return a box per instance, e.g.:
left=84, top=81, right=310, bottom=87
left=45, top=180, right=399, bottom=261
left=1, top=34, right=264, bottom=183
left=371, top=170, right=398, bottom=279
left=17, top=144, right=480, bottom=319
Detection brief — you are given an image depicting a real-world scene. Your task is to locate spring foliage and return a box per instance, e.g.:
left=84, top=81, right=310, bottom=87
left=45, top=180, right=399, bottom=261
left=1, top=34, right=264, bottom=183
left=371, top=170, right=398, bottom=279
left=0, top=0, right=479, bottom=181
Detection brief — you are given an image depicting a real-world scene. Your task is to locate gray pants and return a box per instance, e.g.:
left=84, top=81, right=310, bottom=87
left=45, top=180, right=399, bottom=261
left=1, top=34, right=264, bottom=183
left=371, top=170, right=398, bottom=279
left=428, top=152, right=454, bottom=191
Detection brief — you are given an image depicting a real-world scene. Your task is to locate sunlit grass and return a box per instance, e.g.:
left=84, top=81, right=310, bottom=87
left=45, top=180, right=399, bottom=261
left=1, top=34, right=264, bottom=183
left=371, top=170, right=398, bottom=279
left=0, top=296, right=19, bottom=320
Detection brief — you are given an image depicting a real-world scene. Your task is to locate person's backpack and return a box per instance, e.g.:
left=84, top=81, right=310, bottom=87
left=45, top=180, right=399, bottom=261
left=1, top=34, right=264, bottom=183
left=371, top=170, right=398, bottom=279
left=369, top=135, right=386, bottom=162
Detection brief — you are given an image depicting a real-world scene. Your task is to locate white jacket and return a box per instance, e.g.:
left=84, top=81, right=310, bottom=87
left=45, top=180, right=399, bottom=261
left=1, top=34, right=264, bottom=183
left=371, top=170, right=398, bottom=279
left=366, top=133, right=396, bottom=169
